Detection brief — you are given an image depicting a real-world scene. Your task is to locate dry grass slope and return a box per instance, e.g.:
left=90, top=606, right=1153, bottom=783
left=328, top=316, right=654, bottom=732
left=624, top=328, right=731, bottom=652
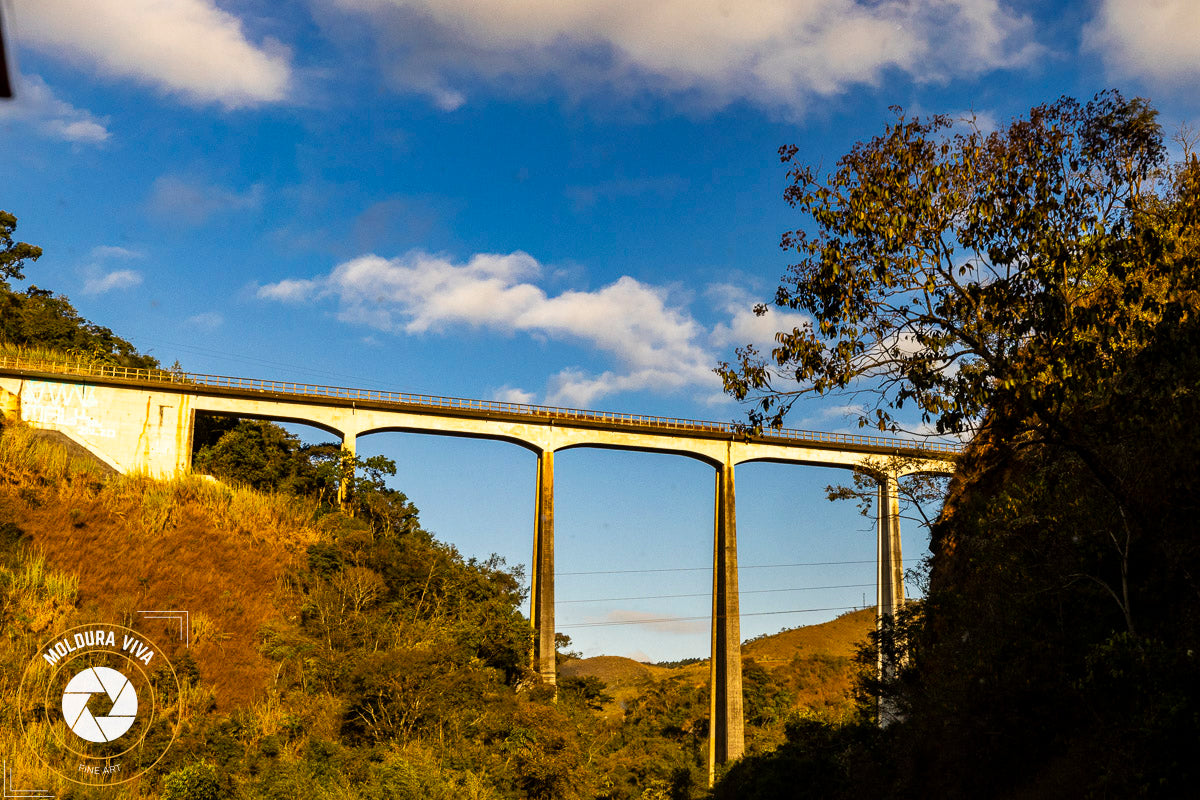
left=743, top=607, right=874, bottom=663
left=0, top=419, right=326, bottom=707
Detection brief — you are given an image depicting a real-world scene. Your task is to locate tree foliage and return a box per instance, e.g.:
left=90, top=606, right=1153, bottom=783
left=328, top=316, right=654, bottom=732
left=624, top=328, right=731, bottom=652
left=712, top=92, right=1200, bottom=798
left=0, top=210, right=157, bottom=367
left=0, top=210, right=41, bottom=282
left=718, top=91, right=1196, bottom=444
left=192, top=416, right=420, bottom=533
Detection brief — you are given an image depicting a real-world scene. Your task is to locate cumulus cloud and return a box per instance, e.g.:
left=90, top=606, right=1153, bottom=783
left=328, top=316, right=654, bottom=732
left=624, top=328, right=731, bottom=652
left=0, top=74, right=110, bottom=144
left=708, top=283, right=810, bottom=351
left=258, top=278, right=320, bottom=303
left=89, top=245, right=141, bottom=260
left=13, top=0, right=291, bottom=108
left=1083, top=0, right=1200, bottom=84
left=83, top=269, right=143, bottom=295
left=148, top=176, right=265, bottom=225
left=493, top=386, right=537, bottom=405
left=80, top=244, right=144, bottom=294
left=257, top=249, right=736, bottom=406
left=185, top=312, right=224, bottom=330
left=328, top=0, right=1039, bottom=112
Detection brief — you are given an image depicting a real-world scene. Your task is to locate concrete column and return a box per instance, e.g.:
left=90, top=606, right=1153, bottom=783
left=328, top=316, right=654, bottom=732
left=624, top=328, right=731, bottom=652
left=338, top=432, right=356, bottom=510
left=531, top=449, right=556, bottom=685
left=876, top=471, right=904, bottom=722
left=708, top=454, right=744, bottom=784
left=877, top=471, right=905, bottom=620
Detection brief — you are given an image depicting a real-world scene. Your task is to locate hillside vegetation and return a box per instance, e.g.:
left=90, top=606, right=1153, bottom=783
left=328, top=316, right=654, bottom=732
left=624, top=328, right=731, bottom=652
left=0, top=414, right=871, bottom=800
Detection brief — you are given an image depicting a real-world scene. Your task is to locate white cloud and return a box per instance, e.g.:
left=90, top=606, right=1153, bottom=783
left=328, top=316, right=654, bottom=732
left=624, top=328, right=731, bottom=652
left=946, top=109, right=999, bottom=136
left=79, top=244, right=145, bottom=294
left=257, top=278, right=321, bottom=303
left=83, top=269, right=142, bottom=295
left=708, top=283, right=810, bottom=351
left=14, top=0, right=291, bottom=108
left=89, top=245, right=142, bottom=260
left=1083, top=0, right=1200, bottom=84
left=148, top=176, right=265, bottom=225
left=0, top=74, right=110, bottom=144
left=257, top=249, right=735, bottom=406
left=492, top=386, right=537, bottom=405
left=185, top=312, right=224, bottom=330
left=328, top=0, right=1039, bottom=112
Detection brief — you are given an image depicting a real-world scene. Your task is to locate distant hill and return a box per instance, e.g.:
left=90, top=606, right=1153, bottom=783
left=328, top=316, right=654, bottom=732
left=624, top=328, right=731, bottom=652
left=743, top=607, right=874, bottom=662
left=560, top=608, right=875, bottom=721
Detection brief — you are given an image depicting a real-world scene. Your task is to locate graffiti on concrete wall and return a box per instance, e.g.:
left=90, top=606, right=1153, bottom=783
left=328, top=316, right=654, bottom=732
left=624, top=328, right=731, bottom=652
left=22, top=381, right=117, bottom=439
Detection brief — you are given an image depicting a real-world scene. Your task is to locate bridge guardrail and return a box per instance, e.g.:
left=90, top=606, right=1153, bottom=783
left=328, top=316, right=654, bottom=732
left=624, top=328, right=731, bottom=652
left=0, top=355, right=965, bottom=455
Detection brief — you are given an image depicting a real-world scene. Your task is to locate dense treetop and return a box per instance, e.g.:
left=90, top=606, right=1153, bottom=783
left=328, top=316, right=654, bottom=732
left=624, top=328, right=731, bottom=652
left=0, top=210, right=157, bottom=367
left=719, top=92, right=1198, bottom=443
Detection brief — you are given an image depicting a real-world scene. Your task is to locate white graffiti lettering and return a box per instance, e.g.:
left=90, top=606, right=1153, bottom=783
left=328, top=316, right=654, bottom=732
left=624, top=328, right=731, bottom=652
left=22, top=381, right=116, bottom=439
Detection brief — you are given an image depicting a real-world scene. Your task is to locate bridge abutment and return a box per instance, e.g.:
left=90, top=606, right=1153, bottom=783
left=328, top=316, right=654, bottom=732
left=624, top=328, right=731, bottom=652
left=0, top=375, right=195, bottom=477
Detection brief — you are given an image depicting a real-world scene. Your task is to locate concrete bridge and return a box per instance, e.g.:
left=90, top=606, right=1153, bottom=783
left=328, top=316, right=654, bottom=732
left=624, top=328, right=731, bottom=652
left=0, top=356, right=958, bottom=778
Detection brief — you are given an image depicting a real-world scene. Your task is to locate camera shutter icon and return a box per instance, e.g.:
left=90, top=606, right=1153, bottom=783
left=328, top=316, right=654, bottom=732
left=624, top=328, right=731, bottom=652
left=61, top=666, right=138, bottom=743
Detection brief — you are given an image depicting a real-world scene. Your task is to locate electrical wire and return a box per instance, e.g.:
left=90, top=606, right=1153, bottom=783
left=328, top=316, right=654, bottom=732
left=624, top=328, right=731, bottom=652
left=557, top=582, right=874, bottom=604
left=558, top=604, right=863, bottom=628
left=558, top=559, right=875, bottom=576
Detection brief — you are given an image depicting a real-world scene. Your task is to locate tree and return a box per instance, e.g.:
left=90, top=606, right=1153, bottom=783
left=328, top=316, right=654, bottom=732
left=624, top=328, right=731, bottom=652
left=0, top=210, right=41, bottom=283
left=192, top=418, right=323, bottom=494
left=717, top=92, right=1197, bottom=451
left=1, top=211, right=157, bottom=367
left=708, top=94, right=1200, bottom=796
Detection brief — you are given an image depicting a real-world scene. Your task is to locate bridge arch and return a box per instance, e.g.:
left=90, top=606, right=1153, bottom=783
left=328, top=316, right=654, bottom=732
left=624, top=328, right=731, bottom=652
left=354, top=423, right=543, bottom=455
left=552, top=439, right=722, bottom=467
left=191, top=408, right=346, bottom=440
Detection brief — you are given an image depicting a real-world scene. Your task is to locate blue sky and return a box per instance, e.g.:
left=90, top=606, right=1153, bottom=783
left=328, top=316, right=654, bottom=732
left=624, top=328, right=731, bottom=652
left=3, top=0, right=1199, bottom=661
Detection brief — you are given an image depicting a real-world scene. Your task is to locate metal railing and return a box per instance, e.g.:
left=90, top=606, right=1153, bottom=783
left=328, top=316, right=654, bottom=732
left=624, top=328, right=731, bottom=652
left=0, top=355, right=965, bottom=455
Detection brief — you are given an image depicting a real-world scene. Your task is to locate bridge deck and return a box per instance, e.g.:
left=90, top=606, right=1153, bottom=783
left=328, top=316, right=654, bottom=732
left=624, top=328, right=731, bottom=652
left=0, top=355, right=963, bottom=459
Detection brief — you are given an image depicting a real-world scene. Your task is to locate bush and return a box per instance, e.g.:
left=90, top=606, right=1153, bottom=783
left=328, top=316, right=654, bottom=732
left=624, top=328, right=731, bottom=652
left=160, top=762, right=220, bottom=800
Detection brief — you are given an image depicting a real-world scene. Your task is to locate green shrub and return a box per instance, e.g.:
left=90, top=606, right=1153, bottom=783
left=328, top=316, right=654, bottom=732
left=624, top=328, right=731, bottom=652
left=160, top=762, right=220, bottom=800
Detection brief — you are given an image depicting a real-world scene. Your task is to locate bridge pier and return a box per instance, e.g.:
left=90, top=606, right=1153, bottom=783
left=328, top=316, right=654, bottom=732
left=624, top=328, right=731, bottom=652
left=876, top=471, right=905, bottom=723
left=531, top=449, right=556, bottom=686
left=708, top=454, right=744, bottom=784
left=338, top=432, right=356, bottom=509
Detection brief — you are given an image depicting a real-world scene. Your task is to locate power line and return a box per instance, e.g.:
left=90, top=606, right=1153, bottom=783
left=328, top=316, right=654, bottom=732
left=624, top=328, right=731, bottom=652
left=558, top=604, right=862, bottom=629
left=557, top=582, right=875, bottom=604
left=558, top=559, right=875, bottom=576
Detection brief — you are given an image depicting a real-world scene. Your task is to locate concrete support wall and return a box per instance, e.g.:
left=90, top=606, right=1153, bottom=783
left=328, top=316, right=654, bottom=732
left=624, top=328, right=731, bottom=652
left=0, top=376, right=194, bottom=477
left=708, top=455, right=744, bottom=783
left=531, top=449, right=556, bottom=685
